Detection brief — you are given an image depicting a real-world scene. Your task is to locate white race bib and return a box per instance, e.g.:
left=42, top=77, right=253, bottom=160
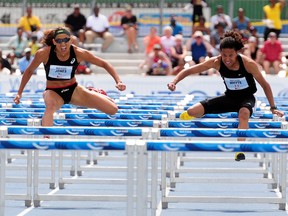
left=224, top=77, right=249, bottom=90
left=49, top=65, right=73, bottom=79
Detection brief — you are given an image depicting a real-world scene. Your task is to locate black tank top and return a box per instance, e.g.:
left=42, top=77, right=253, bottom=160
left=250, top=47, right=258, bottom=60
left=44, top=45, right=79, bottom=81
left=219, top=55, right=257, bottom=98
left=171, top=45, right=183, bottom=62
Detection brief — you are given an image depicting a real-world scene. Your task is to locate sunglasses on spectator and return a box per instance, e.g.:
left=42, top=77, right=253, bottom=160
left=54, top=37, right=71, bottom=44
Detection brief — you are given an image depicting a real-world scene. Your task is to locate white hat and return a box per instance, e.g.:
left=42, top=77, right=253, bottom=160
left=194, top=31, right=203, bottom=38
left=175, top=34, right=183, bottom=41
left=153, top=44, right=161, bottom=50
left=248, top=36, right=256, bottom=43
left=73, top=4, right=80, bottom=8
left=24, top=48, right=31, bottom=53
left=163, top=26, right=173, bottom=32
left=268, top=32, right=277, bottom=37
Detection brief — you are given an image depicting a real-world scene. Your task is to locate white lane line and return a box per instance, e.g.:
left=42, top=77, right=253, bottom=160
left=16, top=187, right=60, bottom=216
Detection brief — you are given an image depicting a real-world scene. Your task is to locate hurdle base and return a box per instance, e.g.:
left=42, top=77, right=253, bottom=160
left=25, top=200, right=32, bottom=207
left=59, top=183, right=65, bottom=190
left=33, top=200, right=41, bottom=208
left=49, top=183, right=56, bottom=190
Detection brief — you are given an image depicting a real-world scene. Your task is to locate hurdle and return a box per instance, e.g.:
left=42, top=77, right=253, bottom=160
left=0, top=125, right=150, bottom=192
left=1, top=92, right=288, bottom=216
left=0, top=139, right=146, bottom=216
left=3, top=138, right=287, bottom=215
left=149, top=126, right=288, bottom=206
left=143, top=140, right=288, bottom=213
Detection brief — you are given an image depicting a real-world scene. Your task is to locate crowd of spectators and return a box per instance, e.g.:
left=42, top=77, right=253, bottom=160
left=0, top=1, right=286, bottom=76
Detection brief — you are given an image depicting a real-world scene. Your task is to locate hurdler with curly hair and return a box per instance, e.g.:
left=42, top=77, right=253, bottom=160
left=14, top=26, right=126, bottom=126
left=167, top=30, right=283, bottom=161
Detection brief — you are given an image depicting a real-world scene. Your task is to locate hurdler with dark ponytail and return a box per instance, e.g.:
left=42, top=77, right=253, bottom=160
left=14, top=25, right=126, bottom=128
left=168, top=31, right=284, bottom=162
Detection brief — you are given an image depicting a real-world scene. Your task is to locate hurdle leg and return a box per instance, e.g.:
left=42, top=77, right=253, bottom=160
left=0, top=150, right=6, bottom=216
left=6, top=150, right=12, bottom=163
left=178, top=152, right=185, bottom=166
left=58, top=150, right=65, bottom=189
left=25, top=150, right=33, bottom=207
left=169, top=152, right=177, bottom=189
left=258, top=153, right=266, bottom=167
left=151, top=151, right=159, bottom=216
left=70, top=151, right=76, bottom=176
left=268, top=154, right=278, bottom=189
left=166, top=152, right=170, bottom=178
left=126, top=142, right=135, bottom=216
left=136, top=141, right=148, bottom=216
left=93, top=151, right=98, bottom=165
left=50, top=151, right=56, bottom=189
left=33, top=150, right=41, bottom=207
left=161, top=152, right=168, bottom=209
left=278, top=153, right=287, bottom=210
left=263, top=153, right=272, bottom=179
left=86, top=151, right=92, bottom=164
left=76, top=151, right=82, bottom=176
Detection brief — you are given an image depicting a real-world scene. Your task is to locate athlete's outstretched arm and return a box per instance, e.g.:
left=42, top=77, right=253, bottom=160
left=243, top=56, right=284, bottom=117
left=75, top=47, right=126, bottom=91
left=168, top=56, right=219, bottom=91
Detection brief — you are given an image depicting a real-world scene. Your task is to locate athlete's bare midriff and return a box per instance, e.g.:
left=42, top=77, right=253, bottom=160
left=46, top=77, right=77, bottom=88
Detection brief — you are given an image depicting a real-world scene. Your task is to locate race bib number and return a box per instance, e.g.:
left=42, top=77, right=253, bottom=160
left=224, top=77, right=249, bottom=90
left=49, top=65, right=73, bottom=79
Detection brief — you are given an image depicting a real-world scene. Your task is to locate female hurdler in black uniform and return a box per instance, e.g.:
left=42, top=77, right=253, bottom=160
left=14, top=27, right=126, bottom=126
left=167, top=30, right=284, bottom=161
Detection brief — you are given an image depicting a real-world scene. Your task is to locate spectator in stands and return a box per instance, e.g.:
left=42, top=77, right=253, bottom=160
left=28, top=33, right=42, bottom=56
left=18, top=6, right=43, bottom=41
left=84, top=6, right=114, bottom=52
left=183, top=0, right=207, bottom=26
left=210, top=5, right=232, bottom=31
left=263, top=0, right=285, bottom=41
left=64, top=4, right=86, bottom=44
left=210, top=22, right=225, bottom=56
left=239, top=29, right=251, bottom=44
left=243, top=36, right=261, bottom=63
left=170, top=34, right=187, bottom=75
left=143, top=26, right=161, bottom=56
left=13, top=27, right=126, bottom=127
left=0, top=61, right=11, bottom=74
left=145, top=44, right=172, bottom=76
left=0, top=49, right=13, bottom=74
left=160, top=26, right=176, bottom=58
left=232, top=8, right=251, bottom=31
left=76, top=61, right=92, bottom=75
left=190, top=31, right=213, bottom=75
left=121, top=7, right=138, bottom=53
left=169, top=15, right=183, bottom=36
left=260, top=32, right=284, bottom=74
left=192, top=16, right=210, bottom=36
left=249, top=26, right=260, bottom=46
left=7, top=27, right=28, bottom=65
left=167, top=30, right=284, bottom=161
left=18, top=48, right=37, bottom=74
left=190, top=31, right=208, bottom=64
